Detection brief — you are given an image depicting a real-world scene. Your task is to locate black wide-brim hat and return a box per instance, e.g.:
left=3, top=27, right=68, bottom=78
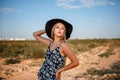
left=45, top=18, right=73, bottom=39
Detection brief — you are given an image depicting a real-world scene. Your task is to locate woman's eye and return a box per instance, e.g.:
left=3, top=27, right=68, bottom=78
left=61, top=27, right=65, bottom=30
left=55, top=26, right=59, bottom=29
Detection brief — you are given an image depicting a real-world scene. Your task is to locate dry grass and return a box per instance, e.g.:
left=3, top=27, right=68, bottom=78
left=68, top=39, right=120, bottom=54
left=0, top=39, right=120, bottom=59
left=0, top=40, right=47, bottom=59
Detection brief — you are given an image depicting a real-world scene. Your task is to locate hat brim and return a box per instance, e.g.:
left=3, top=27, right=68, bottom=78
left=45, top=18, right=73, bottom=40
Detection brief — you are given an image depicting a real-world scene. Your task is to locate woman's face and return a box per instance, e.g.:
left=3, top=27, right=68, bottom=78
left=53, top=22, right=66, bottom=38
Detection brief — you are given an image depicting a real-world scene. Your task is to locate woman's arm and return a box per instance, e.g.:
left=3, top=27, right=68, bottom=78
left=33, top=30, right=52, bottom=45
left=56, top=42, right=79, bottom=79
left=61, top=42, right=79, bottom=71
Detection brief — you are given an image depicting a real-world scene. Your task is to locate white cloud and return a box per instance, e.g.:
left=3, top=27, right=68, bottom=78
left=80, top=0, right=115, bottom=8
left=57, top=0, right=81, bottom=9
left=0, top=8, right=17, bottom=13
left=56, top=0, right=115, bottom=9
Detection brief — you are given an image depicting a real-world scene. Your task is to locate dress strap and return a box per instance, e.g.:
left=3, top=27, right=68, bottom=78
left=49, top=41, right=63, bottom=48
left=49, top=41, right=53, bottom=46
left=58, top=41, right=63, bottom=48
left=48, top=42, right=52, bottom=49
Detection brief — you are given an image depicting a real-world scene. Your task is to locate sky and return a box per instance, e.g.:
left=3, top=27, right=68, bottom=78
left=0, top=0, right=120, bottom=39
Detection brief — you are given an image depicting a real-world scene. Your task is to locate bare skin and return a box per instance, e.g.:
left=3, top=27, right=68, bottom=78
left=33, top=23, right=79, bottom=80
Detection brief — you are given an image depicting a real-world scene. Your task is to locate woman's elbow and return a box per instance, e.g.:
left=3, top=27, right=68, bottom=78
left=76, top=61, right=79, bottom=66
left=73, top=61, right=79, bottom=67
left=33, top=32, right=36, bottom=37
left=33, top=32, right=38, bottom=38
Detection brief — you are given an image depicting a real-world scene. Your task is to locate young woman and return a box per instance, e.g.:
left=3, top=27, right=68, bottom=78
left=33, top=18, right=79, bottom=80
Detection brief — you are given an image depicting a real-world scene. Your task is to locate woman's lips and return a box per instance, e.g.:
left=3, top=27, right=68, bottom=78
left=58, top=32, right=61, bottom=34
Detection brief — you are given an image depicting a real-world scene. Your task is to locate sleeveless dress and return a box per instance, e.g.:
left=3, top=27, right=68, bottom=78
left=37, top=44, right=66, bottom=80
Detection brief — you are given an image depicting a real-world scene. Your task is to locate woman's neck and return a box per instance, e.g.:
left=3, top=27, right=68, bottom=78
left=54, top=37, right=63, bottom=43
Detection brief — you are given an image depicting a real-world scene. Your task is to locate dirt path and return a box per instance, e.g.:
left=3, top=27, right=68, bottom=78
left=62, top=46, right=120, bottom=80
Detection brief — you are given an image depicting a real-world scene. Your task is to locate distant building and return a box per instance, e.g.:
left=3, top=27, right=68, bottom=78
left=0, top=38, right=26, bottom=41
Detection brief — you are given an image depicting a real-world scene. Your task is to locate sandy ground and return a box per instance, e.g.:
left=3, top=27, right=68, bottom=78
left=0, top=46, right=120, bottom=80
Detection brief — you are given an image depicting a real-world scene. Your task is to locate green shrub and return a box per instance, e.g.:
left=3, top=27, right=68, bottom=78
left=3, top=58, right=21, bottom=65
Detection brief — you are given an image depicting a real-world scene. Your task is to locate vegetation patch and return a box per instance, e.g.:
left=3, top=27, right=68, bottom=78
left=85, top=61, right=120, bottom=79
left=98, top=49, right=115, bottom=57
left=3, top=58, right=21, bottom=65
left=0, top=40, right=46, bottom=59
left=0, top=39, right=119, bottom=58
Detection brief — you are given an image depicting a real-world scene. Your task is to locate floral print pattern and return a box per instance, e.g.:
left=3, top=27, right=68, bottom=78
left=37, top=44, right=66, bottom=80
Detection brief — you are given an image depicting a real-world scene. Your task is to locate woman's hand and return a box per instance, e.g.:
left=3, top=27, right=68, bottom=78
left=33, top=30, right=52, bottom=45
left=56, top=69, right=62, bottom=80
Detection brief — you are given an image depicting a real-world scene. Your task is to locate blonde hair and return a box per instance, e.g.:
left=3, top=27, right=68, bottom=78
left=51, top=23, right=66, bottom=42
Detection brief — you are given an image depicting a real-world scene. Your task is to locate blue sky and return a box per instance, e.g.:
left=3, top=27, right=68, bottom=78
left=0, top=0, right=120, bottom=39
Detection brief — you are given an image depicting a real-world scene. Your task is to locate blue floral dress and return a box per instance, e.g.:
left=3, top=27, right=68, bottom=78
left=37, top=44, right=66, bottom=80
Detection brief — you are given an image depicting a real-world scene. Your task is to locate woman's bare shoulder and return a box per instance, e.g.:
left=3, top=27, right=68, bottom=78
left=60, top=41, right=75, bottom=57
left=61, top=42, right=70, bottom=49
